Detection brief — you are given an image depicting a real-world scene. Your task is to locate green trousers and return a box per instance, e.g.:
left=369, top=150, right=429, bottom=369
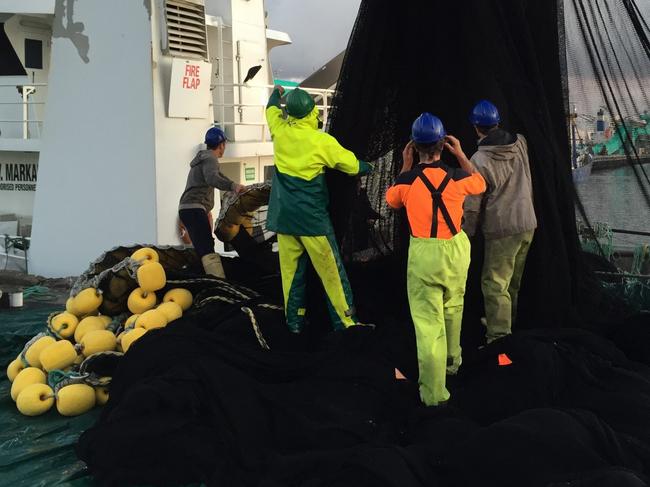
left=277, top=234, right=356, bottom=333
left=407, top=232, right=471, bottom=406
left=482, top=230, right=534, bottom=343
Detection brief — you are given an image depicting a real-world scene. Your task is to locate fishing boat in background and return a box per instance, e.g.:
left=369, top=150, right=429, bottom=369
left=569, top=103, right=594, bottom=184
left=572, top=151, right=594, bottom=184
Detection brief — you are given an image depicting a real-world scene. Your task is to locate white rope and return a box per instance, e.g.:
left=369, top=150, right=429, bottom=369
left=168, top=278, right=259, bottom=301
left=195, top=295, right=238, bottom=307
left=241, top=306, right=270, bottom=351
left=257, top=303, right=283, bottom=311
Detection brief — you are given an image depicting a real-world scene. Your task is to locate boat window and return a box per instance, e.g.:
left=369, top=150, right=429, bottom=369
left=0, top=23, right=27, bottom=76
left=24, top=39, right=43, bottom=70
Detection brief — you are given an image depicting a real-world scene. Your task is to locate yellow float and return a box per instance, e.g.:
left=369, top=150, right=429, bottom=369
left=56, top=384, right=96, bottom=416
left=10, top=367, right=47, bottom=401
left=127, top=288, right=157, bottom=314
left=163, top=288, right=193, bottom=311
left=16, top=383, right=55, bottom=416
left=49, top=312, right=79, bottom=339
left=24, top=335, right=56, bottom=368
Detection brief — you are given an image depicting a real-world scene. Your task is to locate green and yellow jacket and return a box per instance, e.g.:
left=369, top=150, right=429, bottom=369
left=265, top=88, right=371, bottom=236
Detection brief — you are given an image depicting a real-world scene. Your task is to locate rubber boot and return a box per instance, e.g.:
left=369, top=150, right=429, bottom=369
left=201, top=253, right=226, bottom=279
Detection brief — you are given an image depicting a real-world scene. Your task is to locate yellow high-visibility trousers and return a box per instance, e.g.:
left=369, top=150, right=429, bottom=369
left=277, top=234, right=356, bottom=333
left=407, top=232, right=471, bottom=406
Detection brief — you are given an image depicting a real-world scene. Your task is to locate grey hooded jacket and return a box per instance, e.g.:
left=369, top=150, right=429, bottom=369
left=463, top=129, right=537, bottom=240
left=178, top=150, right=235, bottom=212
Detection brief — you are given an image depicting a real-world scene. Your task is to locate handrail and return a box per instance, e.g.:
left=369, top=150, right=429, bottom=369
left=210, top=81, right=333, bottom=143
left=0, top=81, right=336, bottom=143
left=210, top=102, right=330, bottom=109
left=611, top=228, right=650, bottom=237
left=211, top=82, right=335, bottom=95
left=217, top=122, right=267, bottom=126
left=0, top=83, right=46, bottom=139
left=0, top=83, right=48, bottom=87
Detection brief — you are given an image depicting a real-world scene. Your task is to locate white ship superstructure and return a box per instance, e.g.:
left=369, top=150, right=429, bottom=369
left=0, top=0, right=333, bottom=277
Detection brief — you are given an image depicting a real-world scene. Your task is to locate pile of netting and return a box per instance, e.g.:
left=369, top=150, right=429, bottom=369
left=74, top=292, right=650, bottom=487
left=3, top=245, right=265, bottom=419
left=73, top=254, right=650, bottom=486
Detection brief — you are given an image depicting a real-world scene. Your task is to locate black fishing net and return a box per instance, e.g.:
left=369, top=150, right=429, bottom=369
left=77, top=288, right=650, bottom=487
left=327, top=0, right=650, bottom=334
left=71, top=1, right=650, bottom=486
left=564, top=0, right=650, bottom=310
left=215, top=183, right=279, bottom=275
left=215, top=183, right=274, bottom=247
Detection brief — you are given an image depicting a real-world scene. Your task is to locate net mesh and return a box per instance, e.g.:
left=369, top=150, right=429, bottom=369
left=566, top=0, right=650, bottom=199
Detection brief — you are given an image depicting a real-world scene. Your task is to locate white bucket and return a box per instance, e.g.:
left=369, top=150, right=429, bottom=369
left=9, top=291, right=23, bottom=308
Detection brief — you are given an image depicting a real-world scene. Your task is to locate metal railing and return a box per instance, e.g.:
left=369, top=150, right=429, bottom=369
left=0, top=83, right=47, bottom=139
left=1, top=82, right=334, bottom=143
left=1, top=235, right=30, bottom=274
left=210, top=83, right=335, bottom=143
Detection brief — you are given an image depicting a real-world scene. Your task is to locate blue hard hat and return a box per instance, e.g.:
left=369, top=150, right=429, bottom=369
left=411, top=113, right=446, bottom=144
left=205, top=127, right=227, bottom=147
left=469, top=100, right=501, bottom=126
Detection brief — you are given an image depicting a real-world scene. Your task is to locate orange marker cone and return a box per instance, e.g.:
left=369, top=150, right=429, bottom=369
left=498, top=353, right=513, bottom=366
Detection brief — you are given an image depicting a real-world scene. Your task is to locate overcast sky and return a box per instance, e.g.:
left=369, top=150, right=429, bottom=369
left=265, top=0, right=361, bottom=81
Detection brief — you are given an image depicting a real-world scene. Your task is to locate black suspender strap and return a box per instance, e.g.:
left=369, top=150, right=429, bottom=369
left=415, top=166, right=459, bottom=238
left=437, top=176, right=459, bottom=236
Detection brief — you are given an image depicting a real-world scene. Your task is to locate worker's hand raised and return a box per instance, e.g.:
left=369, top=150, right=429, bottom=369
left=274, top=85, right=285, bottom=95
left=233, top=183, right=246, bottom=194
left=401, top=140, right=415, bottom=173
left=444, top=135, right=466, bottom=160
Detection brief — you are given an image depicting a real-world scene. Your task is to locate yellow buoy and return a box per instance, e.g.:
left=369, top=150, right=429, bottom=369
left=121, top=328, right=147, bottom=353
left=73, top=288, right=103, bottom=316
left=40, top=340, right=78, bottom=372
left=137, top=262, right=166, bottom=293
left=10, top=367, right=47, bottom=401
left=95, top=386, right=110, bottom=406
left=163, top=288, right=193, bottom=311
left=24, top=335, right=57, bottom=368
left=132, top=247, right=159, bottom=264
left=49, top=312, right=79, bottom=339
left=65, top=297, right=79, bottom=316
left=98, top=315, right=113, bottom=326
left=16, top=383, right=55, bottom=416
left=80, top=330, right=117, bottom=357
left=124, top=314, right=140, bottom=329
left=136, top=309, right=168, bottom=331
left=74, top=316, right=107, bottom=343
left=127, top=288, right=157, bottom=314
left=56, top=384, right=96, bottom=416
left=115, top=331, right=124, bottom=352
left=157, top=302, right=183, bottom=323
left=6, top=357, right=25, bottom=382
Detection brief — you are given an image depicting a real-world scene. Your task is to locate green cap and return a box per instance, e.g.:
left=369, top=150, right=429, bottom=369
left=285, top=88, right=315, bottom=119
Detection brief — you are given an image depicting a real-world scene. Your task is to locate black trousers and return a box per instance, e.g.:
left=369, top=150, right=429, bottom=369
left=179, top=208, right=214, bottom=258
